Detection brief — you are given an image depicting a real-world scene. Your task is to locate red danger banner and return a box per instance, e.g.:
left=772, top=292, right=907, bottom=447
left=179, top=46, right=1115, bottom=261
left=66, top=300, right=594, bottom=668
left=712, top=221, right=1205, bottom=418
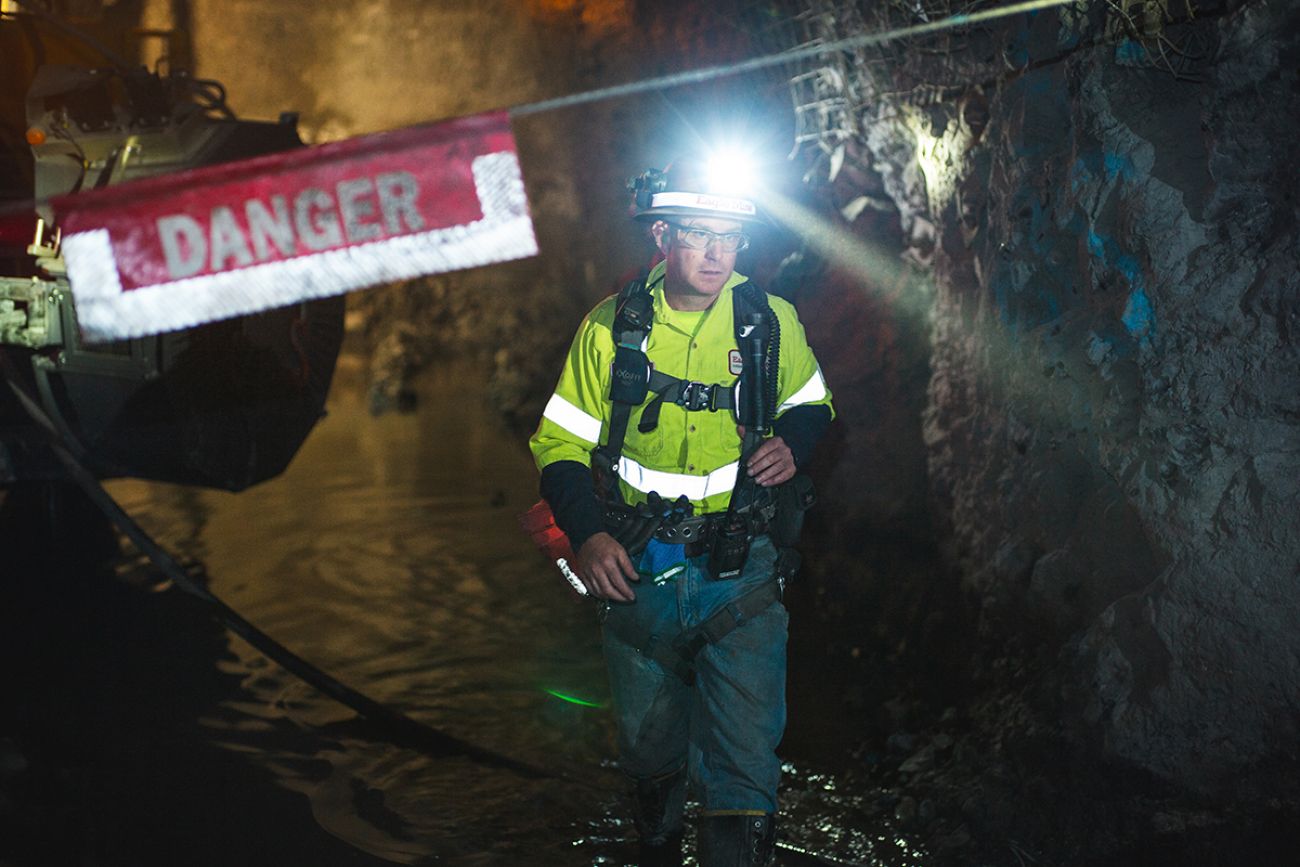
left=55, top=111, right=537, bottom=341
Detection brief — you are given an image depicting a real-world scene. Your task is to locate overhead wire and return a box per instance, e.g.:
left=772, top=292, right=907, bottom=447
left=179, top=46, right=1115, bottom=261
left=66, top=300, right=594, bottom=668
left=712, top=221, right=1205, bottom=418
left=510, top=0, right=1076, bottom=116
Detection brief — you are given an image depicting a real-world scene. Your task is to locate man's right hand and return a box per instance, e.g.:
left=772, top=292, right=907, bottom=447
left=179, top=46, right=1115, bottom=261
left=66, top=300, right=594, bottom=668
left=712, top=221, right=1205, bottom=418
left=576, top=532, right=640, bottom=602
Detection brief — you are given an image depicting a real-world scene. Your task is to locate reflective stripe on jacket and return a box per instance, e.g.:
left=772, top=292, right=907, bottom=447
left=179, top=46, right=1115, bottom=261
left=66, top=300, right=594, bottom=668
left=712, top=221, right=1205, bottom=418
left=529, top=261, right=833, bottom=515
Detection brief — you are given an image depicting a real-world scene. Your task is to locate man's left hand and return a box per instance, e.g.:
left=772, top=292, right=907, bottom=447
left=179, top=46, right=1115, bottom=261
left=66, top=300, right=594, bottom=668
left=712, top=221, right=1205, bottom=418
left=746, top=435, right=796, bottom=487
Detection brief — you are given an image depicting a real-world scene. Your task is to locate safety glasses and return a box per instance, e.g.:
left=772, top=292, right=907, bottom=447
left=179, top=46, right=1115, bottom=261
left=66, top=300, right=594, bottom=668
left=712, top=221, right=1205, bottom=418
left=666, top=222, right=750, bottom=253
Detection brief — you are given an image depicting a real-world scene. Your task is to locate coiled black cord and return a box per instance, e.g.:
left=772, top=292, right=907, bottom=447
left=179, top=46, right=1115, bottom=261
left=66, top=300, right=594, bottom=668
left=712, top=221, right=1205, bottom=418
left=739, top=282, right=781, bottom=430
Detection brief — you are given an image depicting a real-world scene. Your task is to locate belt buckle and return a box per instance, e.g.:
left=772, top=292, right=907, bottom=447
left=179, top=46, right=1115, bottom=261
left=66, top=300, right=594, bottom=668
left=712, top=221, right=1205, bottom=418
left=679, top=381, right=713, bottom=412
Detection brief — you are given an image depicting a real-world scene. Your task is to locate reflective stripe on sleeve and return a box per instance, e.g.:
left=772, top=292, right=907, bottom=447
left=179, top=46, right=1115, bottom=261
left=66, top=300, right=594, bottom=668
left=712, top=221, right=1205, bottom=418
left=543, top=393, right=603, bottom=443
left=777, top=365, right=828, bottom=414
left=615, top=456, right=739, bottom=501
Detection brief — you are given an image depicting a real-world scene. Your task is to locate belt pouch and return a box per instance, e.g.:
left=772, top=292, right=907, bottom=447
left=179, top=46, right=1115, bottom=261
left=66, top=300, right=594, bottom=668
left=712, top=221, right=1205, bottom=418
left=707, top=520, right=751, bottom=580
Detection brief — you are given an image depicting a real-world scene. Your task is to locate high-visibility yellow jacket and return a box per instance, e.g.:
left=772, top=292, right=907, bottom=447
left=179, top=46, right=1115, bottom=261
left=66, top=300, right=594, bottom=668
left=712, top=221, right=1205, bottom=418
left=530, top=261, right=834, bottom=516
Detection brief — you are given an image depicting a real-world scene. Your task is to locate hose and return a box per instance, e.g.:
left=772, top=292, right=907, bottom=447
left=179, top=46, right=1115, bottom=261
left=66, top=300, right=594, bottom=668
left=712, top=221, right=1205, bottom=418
left=0, top=349, right=562, bottom=783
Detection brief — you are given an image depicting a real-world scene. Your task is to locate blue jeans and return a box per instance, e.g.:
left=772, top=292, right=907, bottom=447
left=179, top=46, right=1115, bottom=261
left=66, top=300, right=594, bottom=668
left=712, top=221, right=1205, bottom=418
left=601, top=535, right=787, bottom=818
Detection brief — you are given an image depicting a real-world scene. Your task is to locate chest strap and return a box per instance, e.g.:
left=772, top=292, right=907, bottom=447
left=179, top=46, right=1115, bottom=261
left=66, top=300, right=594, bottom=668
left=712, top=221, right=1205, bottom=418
left=637, top=371, right=737, bottom=434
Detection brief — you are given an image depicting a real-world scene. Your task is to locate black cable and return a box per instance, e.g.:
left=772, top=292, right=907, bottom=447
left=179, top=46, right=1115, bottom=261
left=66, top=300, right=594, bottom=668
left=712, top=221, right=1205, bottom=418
left=0, top=348, right=571, bottom=784
left=511, top=0, right=1074, bottom=117
left=740, top=282, right=781, bottom=430
left=182, top=75, right=235, bottom=119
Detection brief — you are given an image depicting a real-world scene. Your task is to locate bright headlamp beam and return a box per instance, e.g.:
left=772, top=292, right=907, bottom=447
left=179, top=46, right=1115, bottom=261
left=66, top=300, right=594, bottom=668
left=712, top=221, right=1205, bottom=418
left=706, top=150, right=755, bottom=196
left=757, top=189, right=932, bottom=316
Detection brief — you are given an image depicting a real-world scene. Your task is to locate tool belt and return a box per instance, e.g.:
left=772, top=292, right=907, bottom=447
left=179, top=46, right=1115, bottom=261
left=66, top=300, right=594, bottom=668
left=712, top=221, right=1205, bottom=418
left=602, top=475, right=814, bottom=567
left=654, top=513, right=723, bottom=548
left=603, top=493, right=737, bottom=558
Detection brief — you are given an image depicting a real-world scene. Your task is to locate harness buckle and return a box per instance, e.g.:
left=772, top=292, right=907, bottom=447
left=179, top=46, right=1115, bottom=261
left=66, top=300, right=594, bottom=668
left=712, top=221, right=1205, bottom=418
left=677, top=381, right=715, bottom=412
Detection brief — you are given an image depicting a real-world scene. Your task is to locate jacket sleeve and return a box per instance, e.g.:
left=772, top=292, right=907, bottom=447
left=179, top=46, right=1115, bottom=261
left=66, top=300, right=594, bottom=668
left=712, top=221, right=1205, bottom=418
left=530, top=301, right=617, bottom=550
left=539, top=460, right=606, bottom=551
left=772, top=404, right=832, bottom=469
left=764, top=296, right=834, bottom=467
left=769, top=297, right=834, bottom=422
left=529, top=301, right=615, bottom=472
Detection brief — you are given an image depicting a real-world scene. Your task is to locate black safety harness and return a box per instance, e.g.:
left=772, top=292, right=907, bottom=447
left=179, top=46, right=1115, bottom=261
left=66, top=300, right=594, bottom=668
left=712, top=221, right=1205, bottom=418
left=593, top=276, right=811, bottom=684
left=590, top=275, right=780, bottom=555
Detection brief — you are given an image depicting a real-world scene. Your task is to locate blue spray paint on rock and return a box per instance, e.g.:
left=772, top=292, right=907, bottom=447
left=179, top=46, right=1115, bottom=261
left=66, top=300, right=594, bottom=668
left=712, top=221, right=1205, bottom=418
left=1122, top=287, right=1155, bottom=340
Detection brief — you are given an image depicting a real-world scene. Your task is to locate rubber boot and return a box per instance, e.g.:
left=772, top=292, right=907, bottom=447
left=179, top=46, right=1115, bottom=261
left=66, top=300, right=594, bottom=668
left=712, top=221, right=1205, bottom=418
left=696, top=813, right=777, bottom=867
left=632, top=767, right=686, bottom=866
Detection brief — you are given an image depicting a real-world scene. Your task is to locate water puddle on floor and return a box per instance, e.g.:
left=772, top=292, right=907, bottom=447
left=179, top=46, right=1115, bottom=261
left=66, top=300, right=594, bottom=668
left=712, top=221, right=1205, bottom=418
left=102, top=350, right=925, bottom=866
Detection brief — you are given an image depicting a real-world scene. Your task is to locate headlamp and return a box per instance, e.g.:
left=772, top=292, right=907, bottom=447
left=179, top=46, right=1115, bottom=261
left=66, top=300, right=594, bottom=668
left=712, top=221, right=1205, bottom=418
left=629, top=167, right=668, bottom=211
left=629, top=148, right=765, bottom=224
left=704, top=148, right=755, bottom=197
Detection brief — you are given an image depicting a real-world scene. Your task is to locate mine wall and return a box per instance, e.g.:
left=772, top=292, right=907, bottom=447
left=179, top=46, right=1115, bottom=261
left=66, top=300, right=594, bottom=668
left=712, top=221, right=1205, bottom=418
left=862, top=0, right=1299, bottom=800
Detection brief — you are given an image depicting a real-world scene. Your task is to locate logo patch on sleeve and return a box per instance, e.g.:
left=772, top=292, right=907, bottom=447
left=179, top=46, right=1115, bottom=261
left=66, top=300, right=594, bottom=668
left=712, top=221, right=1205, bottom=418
left=728, top=349, right=743, bottom=375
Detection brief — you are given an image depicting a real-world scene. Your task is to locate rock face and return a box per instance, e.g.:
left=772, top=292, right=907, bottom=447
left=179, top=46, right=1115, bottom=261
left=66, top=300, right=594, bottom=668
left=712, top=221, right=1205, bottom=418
left=824, top=0, right=1299, bottom=796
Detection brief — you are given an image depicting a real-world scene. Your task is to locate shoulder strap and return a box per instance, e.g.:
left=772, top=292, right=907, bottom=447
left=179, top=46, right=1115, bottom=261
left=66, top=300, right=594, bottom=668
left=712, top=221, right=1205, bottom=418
left=595, top=277, right=653, bottom=470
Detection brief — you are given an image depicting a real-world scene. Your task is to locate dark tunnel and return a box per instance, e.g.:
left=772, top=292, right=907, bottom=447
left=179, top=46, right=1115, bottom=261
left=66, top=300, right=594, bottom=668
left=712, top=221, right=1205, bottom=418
left=2, top=1, right=1298, bottom=865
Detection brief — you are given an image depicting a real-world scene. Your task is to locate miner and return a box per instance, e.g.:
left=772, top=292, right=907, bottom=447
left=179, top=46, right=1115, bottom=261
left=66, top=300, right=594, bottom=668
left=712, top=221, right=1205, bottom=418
left=529, top=155, right=833, bottom=865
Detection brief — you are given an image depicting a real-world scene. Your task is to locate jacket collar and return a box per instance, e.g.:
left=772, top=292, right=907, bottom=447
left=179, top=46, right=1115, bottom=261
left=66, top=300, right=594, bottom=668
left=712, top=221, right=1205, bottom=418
left=646, top=260, right=748, bottom=335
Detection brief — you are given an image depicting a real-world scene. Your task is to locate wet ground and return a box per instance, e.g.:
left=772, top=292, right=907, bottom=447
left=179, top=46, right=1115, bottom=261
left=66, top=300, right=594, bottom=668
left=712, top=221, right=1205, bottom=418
left=0, top=346, right=924, bottom=867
